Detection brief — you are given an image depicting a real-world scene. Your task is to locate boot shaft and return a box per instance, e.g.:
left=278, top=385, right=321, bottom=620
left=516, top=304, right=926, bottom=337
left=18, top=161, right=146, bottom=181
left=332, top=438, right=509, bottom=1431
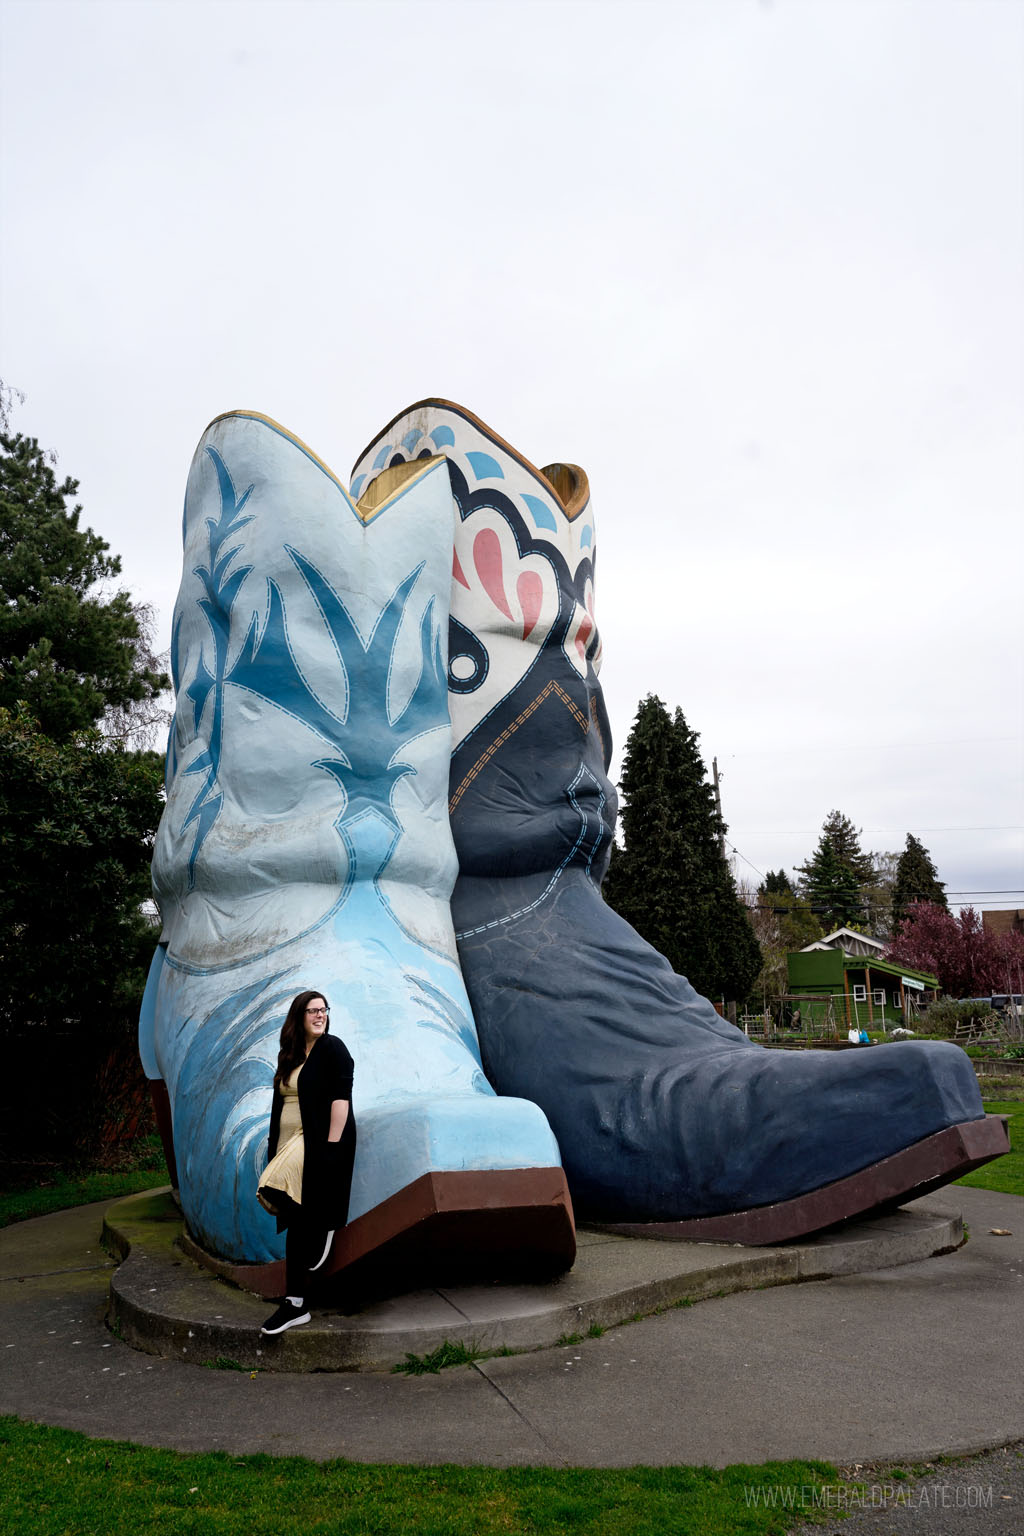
left=155, top=412, right=461, bottom=970
left=351, top=400, right=618, bottom=886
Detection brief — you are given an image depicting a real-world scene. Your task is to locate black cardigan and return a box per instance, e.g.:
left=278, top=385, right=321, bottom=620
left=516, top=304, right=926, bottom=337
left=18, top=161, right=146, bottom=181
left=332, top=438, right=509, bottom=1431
left=267, top=1032, right=357, bottom=1229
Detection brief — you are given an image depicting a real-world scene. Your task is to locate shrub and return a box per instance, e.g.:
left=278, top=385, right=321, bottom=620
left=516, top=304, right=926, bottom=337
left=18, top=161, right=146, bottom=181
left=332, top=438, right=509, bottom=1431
left=919, top=998, right=1001, bottom=1040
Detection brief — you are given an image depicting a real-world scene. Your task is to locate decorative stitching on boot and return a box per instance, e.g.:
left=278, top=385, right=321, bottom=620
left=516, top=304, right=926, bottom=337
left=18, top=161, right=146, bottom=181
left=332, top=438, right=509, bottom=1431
left=454, top=763, right=605, bottom=939
left=448, top=679, right=589, bottom=814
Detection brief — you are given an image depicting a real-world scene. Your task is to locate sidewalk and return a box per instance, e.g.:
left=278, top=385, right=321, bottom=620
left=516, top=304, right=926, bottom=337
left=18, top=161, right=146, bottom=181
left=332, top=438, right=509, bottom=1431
left=1, top=1186, right=1021, bottom=1469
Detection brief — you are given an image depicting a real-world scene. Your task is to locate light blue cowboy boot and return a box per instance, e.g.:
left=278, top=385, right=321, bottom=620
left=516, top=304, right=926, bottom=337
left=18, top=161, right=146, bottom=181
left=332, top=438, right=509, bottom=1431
left=141, top=411, right=572, bottom=1270
left=351, top=401, right=1004, bottom=1241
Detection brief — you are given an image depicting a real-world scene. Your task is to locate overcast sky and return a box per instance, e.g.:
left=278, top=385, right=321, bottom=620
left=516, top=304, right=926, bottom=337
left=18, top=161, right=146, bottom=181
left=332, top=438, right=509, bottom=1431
left=2, top=0, right=1021, bottom=917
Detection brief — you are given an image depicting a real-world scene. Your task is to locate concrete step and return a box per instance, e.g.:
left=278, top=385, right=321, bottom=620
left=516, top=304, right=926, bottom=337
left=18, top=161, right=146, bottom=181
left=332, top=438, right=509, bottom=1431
left=104, top=1188, right=963, bottom=1373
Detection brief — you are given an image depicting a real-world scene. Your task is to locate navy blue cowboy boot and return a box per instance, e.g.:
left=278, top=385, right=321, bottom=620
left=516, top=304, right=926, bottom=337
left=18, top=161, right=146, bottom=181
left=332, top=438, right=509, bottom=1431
left=351, top=402, right=1007, bottom=1241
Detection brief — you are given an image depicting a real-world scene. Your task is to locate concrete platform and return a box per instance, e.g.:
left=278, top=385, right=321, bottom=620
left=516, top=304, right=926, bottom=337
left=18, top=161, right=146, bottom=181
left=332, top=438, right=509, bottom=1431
left=2, top=1187, right=1022, bottom=1469
left=104, top=1187, right=964, bottom=1371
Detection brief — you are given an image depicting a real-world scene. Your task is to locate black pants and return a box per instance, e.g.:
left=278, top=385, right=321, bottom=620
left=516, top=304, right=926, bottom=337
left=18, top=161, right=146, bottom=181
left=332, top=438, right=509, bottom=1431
left=284, top=1216, right=330, bottom=1298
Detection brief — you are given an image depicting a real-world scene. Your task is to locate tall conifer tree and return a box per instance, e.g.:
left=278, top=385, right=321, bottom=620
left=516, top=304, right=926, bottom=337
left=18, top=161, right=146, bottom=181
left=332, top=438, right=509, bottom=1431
left=892, top=834, right=948, bottom=932
left=603, top=695, right=761, bottom=1001
left=796, top=810, right=873, bottom=930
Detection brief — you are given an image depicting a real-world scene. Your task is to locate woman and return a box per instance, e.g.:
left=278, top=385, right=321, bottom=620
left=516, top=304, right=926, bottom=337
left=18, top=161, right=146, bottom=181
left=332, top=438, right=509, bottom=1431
left=257, top=989, right=356, bottom=1335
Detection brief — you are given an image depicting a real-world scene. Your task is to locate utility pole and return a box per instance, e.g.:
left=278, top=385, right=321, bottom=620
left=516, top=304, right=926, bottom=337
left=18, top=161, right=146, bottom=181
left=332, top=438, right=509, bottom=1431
left=711, top=756, right=726, bottom=858
left=714, top=755, right=734, bottom=1025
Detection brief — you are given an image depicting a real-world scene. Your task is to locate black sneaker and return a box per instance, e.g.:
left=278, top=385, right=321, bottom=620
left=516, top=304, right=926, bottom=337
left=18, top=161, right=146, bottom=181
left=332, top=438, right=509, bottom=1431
left=309, top=1230, right=335, bottom=1273
left=261, top=1299, right=311, bottom=1336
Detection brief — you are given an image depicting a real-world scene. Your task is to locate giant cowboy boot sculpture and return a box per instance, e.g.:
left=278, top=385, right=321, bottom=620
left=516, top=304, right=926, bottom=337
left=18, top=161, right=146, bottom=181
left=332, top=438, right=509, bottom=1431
left=352, top=401, right=1008, bottom=1242
left=141, top=410, right=574, bottom=1288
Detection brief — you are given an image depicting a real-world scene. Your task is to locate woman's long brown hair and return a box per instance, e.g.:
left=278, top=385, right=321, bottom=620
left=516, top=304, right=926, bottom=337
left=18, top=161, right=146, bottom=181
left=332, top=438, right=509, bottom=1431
left=274, top=989, right=329, bottom=1091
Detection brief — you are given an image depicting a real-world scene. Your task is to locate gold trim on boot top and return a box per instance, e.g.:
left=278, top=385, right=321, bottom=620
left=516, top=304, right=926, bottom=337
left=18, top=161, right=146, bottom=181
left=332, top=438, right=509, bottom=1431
left=205, top=410, right=445, bottom=525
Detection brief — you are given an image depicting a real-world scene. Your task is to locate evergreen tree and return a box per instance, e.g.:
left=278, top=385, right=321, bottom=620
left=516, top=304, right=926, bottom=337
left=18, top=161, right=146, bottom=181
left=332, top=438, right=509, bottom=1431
left=0, top=703, right=164, bottom=1162
left=796, top=810, right=872, bottom=930
left=0, top=411, right=168, bottom=1163
left=603, top=695, right=762, bottom=1001
left=0, top=704, right=163, bottom=1025
left=891, top=834, right=948, bottom=932
left=0, top=430, right=168, bottom=739
left=764, top=869, right=795, bottom=898
left=804, top=810, right=874, bottom=884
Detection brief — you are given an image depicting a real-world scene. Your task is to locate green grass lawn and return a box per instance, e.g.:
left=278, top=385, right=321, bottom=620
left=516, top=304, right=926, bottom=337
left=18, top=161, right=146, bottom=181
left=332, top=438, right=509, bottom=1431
left=0, top=1417, right=842, bottom=1536
left=0, top=1138, right=169, bottom=1228
left=957, top=1100, right=1023, bottom=1197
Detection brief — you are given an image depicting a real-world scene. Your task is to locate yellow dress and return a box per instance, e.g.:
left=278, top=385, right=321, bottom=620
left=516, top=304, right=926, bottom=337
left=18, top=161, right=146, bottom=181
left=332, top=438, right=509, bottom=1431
left=257, top=1065, right=304, bottom=1217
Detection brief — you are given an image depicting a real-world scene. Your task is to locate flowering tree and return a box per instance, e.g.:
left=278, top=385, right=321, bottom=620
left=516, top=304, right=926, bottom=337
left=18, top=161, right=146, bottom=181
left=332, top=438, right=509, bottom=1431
left=886, top=902, right=1024, bottom=998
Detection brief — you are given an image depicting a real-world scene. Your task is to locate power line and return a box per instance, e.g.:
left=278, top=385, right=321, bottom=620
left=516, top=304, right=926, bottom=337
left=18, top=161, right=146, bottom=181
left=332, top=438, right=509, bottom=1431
left=719, top=737, right=1023, bottom=759
left=726, top=841, right=765, bottom=881
left=729, top=870, right=1023, bottom=902
left=742, top=825, right=1023, bottom=836
left=944, top=900, right=1024, bottom=908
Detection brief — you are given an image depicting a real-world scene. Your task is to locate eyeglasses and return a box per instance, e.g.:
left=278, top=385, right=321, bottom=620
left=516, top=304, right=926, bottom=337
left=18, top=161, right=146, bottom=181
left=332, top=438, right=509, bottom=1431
left=305, top=1006, right=329, bottom=1017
